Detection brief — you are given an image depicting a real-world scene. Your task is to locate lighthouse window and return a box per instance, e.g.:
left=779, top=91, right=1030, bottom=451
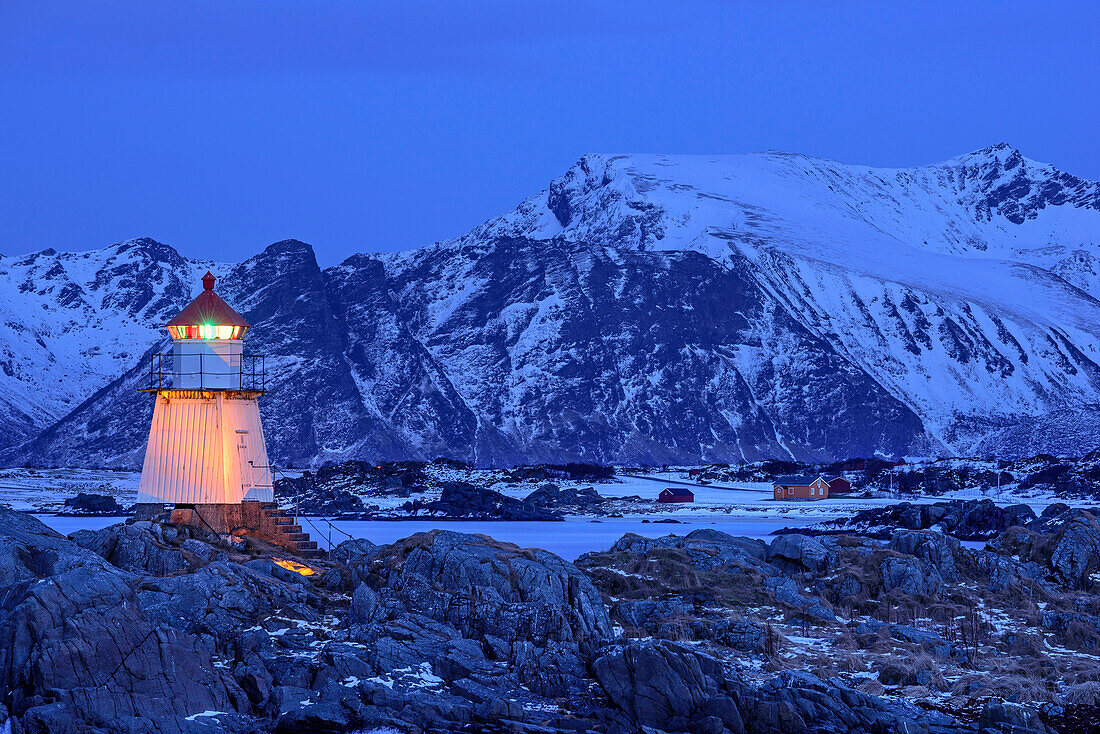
left=169, top=323, right=246, bottom=339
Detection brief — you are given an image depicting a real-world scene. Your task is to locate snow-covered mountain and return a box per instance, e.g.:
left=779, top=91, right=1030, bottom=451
left=2, top=144, right=1099, bottom=468
left=0, top=239, right=215, bottom=449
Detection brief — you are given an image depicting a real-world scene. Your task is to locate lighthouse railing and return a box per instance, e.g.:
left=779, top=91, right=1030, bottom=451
left=141, top=352, right=268, bottom=393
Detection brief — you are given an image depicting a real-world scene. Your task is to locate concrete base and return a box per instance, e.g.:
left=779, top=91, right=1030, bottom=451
left=166, top=501, right=320, bottom=556
left=168, top=503, right=251, bottom=535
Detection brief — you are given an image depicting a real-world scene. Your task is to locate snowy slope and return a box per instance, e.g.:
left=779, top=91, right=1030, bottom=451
left=0, top=239, right=218, bottom=446
left=2, top=145, right=1099, bottom=466
left=457, top=144, right=1100, bottom=454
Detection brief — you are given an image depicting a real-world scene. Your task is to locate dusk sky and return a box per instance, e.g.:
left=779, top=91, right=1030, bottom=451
left=1, top=0, right=1096, bottom=265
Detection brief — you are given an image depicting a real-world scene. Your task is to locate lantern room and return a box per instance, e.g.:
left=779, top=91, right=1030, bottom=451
left=162, top=272, right=255, bottom=391
left=168, top=323, right=246, bottom=340
left=165, top=271, right=250, bottom=340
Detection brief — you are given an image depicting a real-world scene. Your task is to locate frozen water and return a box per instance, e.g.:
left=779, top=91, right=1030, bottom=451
left=316, top=514, right=824, bottom=560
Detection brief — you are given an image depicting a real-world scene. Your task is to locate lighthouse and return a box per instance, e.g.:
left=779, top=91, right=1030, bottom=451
left=136, top=272, right=318, bottom=556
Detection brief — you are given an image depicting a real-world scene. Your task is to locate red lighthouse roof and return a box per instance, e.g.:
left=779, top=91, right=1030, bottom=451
left=166, top=272, right=250, bottom=340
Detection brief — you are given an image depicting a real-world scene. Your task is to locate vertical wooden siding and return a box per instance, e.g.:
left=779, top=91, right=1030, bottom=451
left=137, top=394, right=273, bottom=504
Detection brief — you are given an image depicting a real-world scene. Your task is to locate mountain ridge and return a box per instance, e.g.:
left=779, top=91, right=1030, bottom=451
left=2, top=144, right=1098, bottom=467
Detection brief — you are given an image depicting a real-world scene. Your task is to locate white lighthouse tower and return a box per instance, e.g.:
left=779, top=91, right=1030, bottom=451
left=135, top=273, right=316, bottom=554
left=137, top=270, right=272, bottom=507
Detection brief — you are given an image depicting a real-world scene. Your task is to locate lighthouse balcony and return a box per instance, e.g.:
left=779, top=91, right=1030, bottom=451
left=141, top=352, right=267, bottom=393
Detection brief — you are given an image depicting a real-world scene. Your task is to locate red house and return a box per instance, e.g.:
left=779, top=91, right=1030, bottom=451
left=658, top=488, right=695, bottom=503
left=772, top=475, right=830, bottom=501
left=825, top=476, right=853, bottom=494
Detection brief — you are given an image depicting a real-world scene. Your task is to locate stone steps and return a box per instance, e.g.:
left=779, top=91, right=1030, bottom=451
left=165, top=503, right=324, bottom=559
left=254, top=505, right=323, bottom=558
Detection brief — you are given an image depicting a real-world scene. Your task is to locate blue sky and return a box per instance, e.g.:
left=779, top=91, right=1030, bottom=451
left=1, top=1, right=1096, bottom=265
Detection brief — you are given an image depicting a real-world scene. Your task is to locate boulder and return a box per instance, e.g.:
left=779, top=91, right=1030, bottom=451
left=604, top=529, right=768, bottom=571
left=510, top=639, right=589, bottom=697
left=425, top=482, right=562, bottom=521
left=61, top=492, right=124, bottom=515
left=614, top=598, right=692, bottom=629
left=857, top=618, right=955, bottom=659
left=763, top=578, right=834, bottom=621
left=767, top=533, right=834, bottom=574
left=1004, top=503, right=1038, bottom=527
left=349, top=582, right=380, bottom=625
left=889, top=530, right=961, bottom=582
left=711, top=620, right=767, bottom=652
left=829, top=573, right=863, bottom=599
left=274, top=702, right=350, bottom=733
left=373, top=530, right=612, bottom=645
left=592, top=641, right=743, bottom=733
left=1049, top=512, right=1100, bottom=590
left=71, top=522, right=199, bottom=576
left=880, top=556, right=942, bottom=596
left=943, top=499, right=1016, bottom=539
left=967, top=549, right=1044, bottom=593
left=979, top=699, right=1050, bottom=733
left=745, top=669, right=949, bottom=734
left=328, top=537, right=380, bottom=565
left=523, top=482, right=606, bottom=513
left=137, top=560, right=313, bottom=645
left=685, top=529, right=769, bottom=563
left=322, top=537, right=383, bottom=592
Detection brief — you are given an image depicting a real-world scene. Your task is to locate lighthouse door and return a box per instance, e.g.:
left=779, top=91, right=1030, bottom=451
left=236, top=429, right=254, bottom=496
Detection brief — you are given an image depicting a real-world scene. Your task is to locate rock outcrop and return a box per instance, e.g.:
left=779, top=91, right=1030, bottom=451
left=799, top=499, right=1039, bottom=540
left=60, top=491, right=126, bottom=515
left=767, top=533, right=835, bottom=574
left=592, top=641, right=740, bottom=733
left=523, top=482, right=606, bottom=514
left=4, top=506, right=1098, bottom=733
left=1048, top=512, right=1100, bottom=590
left=421, top=481, right=562, bottom=520
left=367, top=530, right=612, bottom=645
left=0, top=511, right=251, bottom=732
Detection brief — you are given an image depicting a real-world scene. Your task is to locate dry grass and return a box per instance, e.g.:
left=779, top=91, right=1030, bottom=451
left=1064, top=681, right=1100, bottom=706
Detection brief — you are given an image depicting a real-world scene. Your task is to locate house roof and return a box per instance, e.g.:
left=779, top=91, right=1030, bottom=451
left=773, top=475, right=824, bottom=486
left=661, top=487, right=694, bottom=496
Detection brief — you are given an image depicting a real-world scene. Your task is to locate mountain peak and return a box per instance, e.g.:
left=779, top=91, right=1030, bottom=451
left=113, top=237, right=183, bottom=263
left=942, top=143, right=1031, bottom=170
left=263, top=239, right=316, bottom=256
left=233, top=239, right=321, bottom=280
left=980, top=142, right=1016, bottom=154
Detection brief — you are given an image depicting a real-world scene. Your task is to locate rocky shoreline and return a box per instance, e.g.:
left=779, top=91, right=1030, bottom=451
left=1, top=500, right=1098, bottom=733
left=775, top=499, right=1046, bottom=540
